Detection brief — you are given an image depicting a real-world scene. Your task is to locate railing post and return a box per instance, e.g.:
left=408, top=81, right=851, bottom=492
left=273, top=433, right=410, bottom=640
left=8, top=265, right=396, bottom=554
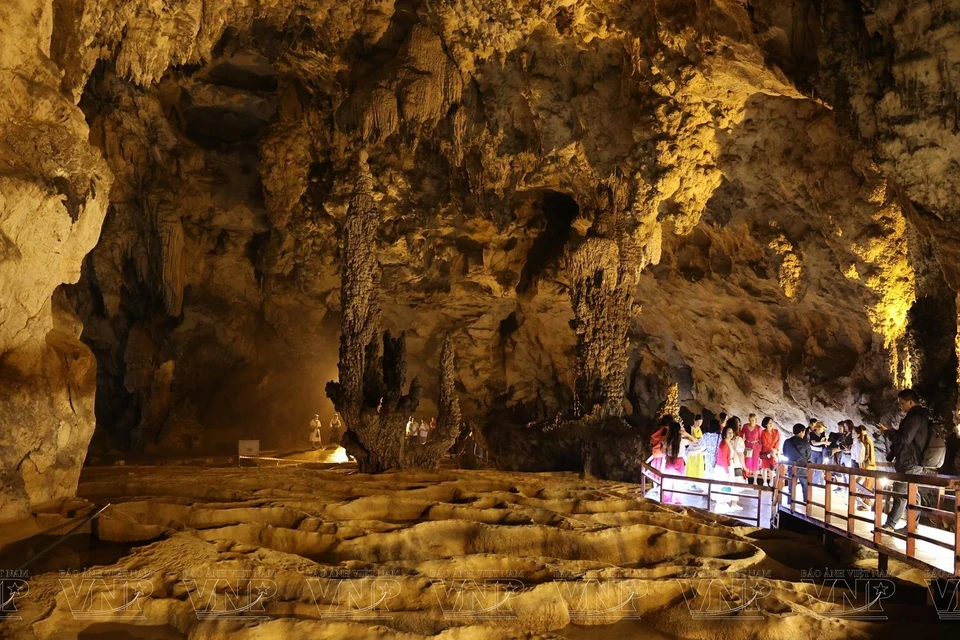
left=906, top=482, right=918, bottom=558
left=955, top=490, right=960, bottom=576
left=847, top=470, right=856, bottom=535
left=789, top=466, right=797, bottom=511
left=824, top=469, right=833, bottom=524
left=805, top=465, right=813, bottom=517
left=706, top=480, right=712, bottom=514
left=874, top=482, right=883, bottom=545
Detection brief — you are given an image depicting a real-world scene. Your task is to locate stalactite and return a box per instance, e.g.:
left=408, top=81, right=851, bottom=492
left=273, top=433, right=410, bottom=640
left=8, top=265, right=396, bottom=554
left=568, top=178, right=636, bottom=421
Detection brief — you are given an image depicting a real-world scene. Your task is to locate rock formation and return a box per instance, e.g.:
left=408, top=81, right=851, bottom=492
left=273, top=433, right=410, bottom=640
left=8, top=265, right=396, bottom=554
left=4, top=0, right=960, bottom=509
left=8, top=465, right=943, bottom=639
left=326, top=153, right=459, bottom=472
left=0, top=4, right=111, bottom=521
left=406, top=334, right=462, bottom=469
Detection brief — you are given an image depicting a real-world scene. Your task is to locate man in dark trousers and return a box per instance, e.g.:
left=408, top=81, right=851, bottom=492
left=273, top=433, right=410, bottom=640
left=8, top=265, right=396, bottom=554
left=878, top=389, right=931, bottom=531
left=783, top=423, right=812, bottom=503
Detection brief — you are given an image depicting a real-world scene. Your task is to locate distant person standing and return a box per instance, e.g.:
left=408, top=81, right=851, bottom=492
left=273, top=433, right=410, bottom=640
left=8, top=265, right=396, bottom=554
left=741, top=413, right=763, bottom=485
left=685, top=414, right=706, bottom=481
left=782, top=424, right=811, bottom=502
left=715, top=424, right=742, bottom=482
left=329, top=413, right=343, bottom=443
left=759, top=417, right=781, bottom=487
left=853, top=425, right=876, bottom=511
left=879, top=389, right=944, bottom=531
left=661, top=421, right=691, bottom=504
left=713, top=422, right=745, bottom=512
left=807, top=420, right=827, bottom=484
left=700, top=418, right=722, bottom=478
left=827, top=422, right=850, bottom=491
left=418, top=418, right=429, bottom=444
left=648, top=415, right=672, bottom=473
left=841, top=420, right=855, bottom=467
left=309, top=414, right=323, bottom=449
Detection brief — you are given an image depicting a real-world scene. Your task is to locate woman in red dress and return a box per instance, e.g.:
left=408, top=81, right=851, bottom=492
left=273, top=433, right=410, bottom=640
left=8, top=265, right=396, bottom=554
left=740, top=413, right=763, bottom=485
left=759, top=416, right=781, bottom=487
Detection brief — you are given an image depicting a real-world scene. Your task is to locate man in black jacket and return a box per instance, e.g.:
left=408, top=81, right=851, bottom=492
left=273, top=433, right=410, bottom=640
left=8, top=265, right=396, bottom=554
left=879, top=389, right=930, bottom=531
left=783, top=424, right=812, bottom=503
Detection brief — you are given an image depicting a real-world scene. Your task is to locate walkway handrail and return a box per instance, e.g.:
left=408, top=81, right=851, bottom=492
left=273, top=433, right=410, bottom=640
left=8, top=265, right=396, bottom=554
left=784, top=461, right=960, bottom=487
left=776, top=461, right=959, bottom=576
left=640, top=461, right=773, bottom=528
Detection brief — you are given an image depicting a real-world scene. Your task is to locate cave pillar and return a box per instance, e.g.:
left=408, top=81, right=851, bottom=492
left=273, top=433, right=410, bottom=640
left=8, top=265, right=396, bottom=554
left=568, top=178, right=640, bottom=421
left=326, top=153, right=428, bottom=472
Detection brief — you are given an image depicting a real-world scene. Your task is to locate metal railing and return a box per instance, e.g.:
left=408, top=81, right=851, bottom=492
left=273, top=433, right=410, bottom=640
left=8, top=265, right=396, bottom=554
left=640, top=461, right=774, bottom=528
left=775, top=461, right=960, bottom=576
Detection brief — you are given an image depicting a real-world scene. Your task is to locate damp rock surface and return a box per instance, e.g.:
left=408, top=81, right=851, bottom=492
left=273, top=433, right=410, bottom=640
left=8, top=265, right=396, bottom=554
left=0, top=465, right=937, bottom=639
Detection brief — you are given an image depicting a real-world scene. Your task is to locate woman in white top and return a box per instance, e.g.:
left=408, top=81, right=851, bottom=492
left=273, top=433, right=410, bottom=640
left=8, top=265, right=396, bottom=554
left=850, top=432, right=864, bottom=467
left=712, top=417, right=746, bottom=512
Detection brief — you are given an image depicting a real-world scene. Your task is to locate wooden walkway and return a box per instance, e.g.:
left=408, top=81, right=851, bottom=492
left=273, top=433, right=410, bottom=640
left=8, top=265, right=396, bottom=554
left=640, top=461, right=775, bottom=528
left=775, top=462, right=960, bottom=576
left=641, top=461, right=960, bottom=576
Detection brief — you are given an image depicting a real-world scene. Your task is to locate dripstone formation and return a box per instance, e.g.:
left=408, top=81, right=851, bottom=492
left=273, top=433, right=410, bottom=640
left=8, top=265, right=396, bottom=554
left=3, top=0, right=960, bottom=516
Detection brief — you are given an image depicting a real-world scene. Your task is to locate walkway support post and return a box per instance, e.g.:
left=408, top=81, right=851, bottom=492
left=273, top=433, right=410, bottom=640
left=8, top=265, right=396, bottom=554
left=907, top=483, right=918, bottom=558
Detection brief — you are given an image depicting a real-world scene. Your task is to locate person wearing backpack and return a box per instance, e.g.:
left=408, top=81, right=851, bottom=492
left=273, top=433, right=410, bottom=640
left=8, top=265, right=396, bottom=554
left=878, top=389, right=946, bottom=531
left=782, top=423, right=812, bottom=503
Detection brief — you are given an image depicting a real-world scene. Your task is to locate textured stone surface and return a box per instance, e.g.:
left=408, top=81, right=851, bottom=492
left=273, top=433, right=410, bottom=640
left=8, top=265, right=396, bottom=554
left=5, top=464, right=932, bottom=639
left=60, top=2, right=917, bottom=447
left=0, top=1, right=111, bottom=521
left=3, top=0, right=960, bottom=508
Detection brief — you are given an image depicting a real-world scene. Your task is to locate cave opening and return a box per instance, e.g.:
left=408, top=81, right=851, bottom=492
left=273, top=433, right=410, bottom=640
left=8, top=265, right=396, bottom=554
left=516, top=191, right=579, bottom=294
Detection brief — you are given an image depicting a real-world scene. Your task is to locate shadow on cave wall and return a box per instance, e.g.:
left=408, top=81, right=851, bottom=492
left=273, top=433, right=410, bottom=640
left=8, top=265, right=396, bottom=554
left=905, top=272, right=960, bottom=472
left=516, top=191, right=579, bottom=295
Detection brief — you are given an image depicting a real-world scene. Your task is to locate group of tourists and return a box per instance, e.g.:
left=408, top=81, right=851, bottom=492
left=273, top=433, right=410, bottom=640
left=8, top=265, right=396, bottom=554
left=648, top=412, right=785, bottom=503
left=309, top=413, right=442, bottom=448
left=407, top=415, right=437, bottom=444
left=646, top=389, right=949, bottom=531
left=309, top=413, right=343, bottom=449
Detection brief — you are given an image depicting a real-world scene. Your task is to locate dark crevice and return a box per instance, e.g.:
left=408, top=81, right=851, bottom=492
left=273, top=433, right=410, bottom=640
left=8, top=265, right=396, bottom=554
left=53, top=177, right=82, bottom=222
left=498, top=312, right=519, bottom=338
left=516, top=191, right=579, bottom=295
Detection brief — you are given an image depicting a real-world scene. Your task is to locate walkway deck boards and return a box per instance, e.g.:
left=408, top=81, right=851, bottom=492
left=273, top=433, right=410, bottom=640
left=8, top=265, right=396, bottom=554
left=644, top=475, right=957, bottom=576
left=777, top=485, right=956, bottom=576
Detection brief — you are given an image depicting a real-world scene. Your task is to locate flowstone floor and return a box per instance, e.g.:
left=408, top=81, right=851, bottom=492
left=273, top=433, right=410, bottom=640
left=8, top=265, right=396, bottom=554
left=0, top=463, right=953, bottom=639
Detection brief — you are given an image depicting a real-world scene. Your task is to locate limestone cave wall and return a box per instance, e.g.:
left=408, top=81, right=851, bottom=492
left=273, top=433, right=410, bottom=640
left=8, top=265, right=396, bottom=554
left=3, top=0, right=960, bottom=518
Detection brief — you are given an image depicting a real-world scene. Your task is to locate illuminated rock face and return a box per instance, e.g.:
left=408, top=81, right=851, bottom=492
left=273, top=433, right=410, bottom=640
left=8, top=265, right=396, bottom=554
left=3, top=0, right=960, bottom=510
left=0, top=2, right=111, bottom=521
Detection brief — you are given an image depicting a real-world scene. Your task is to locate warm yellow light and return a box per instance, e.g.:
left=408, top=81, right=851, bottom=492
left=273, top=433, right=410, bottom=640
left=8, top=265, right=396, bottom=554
left=323, top=447, right=351, bottom=463
left=879, top=477, right=892, bottom=489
